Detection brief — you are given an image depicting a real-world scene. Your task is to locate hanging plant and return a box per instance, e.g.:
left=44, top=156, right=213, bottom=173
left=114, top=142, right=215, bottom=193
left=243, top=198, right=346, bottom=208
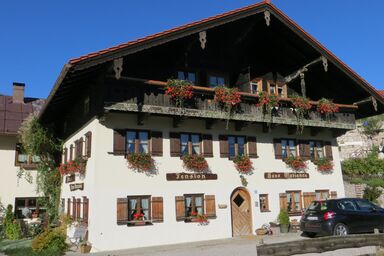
left=285, top=156, right=308, bottom=172
left=233, top=155, right=253, bottom=174
left=182, top=154, right=209, bottom=172
left=127, top=153, right=155, bottom=172
left=256, top=92, right=280, bottom=125
left=165, top=79, right=194, bottom=107
left=317, top=98, right=339, bottom=115
left=59, top=158, right=86, bottom=176
left=314, top=157, right=334, bottom=172
left=214, top=86, right=241, bottom=129
left=291, top=95, right=312, bottom=134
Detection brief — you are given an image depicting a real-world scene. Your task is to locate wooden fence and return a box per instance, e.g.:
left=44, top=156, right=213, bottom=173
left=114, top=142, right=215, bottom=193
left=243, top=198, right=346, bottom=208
left=257, top=233, right=384, bottom=256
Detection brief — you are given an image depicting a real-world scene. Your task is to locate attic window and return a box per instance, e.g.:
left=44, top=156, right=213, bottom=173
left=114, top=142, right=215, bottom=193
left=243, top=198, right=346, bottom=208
left=208, top=75, right=226, bottom=88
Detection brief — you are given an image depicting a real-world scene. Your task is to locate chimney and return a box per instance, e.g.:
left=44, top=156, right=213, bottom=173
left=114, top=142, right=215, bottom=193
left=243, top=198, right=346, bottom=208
left=12, top=82, right=25, bottom=103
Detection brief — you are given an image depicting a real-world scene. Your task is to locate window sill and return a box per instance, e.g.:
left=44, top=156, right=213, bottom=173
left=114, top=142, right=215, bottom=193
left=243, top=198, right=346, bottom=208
left=288, top=211, right=302, bottom=217
left=16, top=163, right=39, bottom=170
left=127, top=220, right=153, bottom=226
left=260, top=210, right=271, bottom=213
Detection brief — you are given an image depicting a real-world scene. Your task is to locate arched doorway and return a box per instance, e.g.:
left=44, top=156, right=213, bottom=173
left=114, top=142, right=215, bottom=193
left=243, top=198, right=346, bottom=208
left=231, top=187, right=253, bottom=236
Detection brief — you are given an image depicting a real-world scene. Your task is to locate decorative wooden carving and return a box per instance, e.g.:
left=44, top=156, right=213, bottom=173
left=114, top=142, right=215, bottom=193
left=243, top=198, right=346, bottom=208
left=113, top=58, right=123, bottom=80
left=264, top=172, right=309, bottom=179
left=199, top=31, right=207, bottom=50
left=264, top=10, right=271, bottom=26
left=166, top=173, right=217, bottom=181
left=321, top=56, right=328, bottom=72
left=300, top=73, right=306, bottom=98
left=372, top=96, right=378, bottom=111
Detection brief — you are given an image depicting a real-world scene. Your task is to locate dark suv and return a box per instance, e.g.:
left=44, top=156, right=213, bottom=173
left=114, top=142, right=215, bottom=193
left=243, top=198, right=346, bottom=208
left=300, top=198, right=384, bottom=237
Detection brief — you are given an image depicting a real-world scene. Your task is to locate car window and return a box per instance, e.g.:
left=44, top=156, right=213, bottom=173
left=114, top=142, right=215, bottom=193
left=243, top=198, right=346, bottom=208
left=355, top=199, right=376, bottom=211
left=337, top=200, right=357, bottom=211
left=308, top=201, right=328, bottom=211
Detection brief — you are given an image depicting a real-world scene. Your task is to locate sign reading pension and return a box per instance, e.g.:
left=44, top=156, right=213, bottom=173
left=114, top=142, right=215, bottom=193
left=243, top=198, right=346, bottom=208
left=264, top=172, right=309, bottom=179
left=166, top=173, right=217, bottom=181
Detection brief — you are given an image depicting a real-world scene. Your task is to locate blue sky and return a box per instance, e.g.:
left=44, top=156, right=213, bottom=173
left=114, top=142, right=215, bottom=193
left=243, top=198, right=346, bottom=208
left=1, top=0, right=383, bottom=98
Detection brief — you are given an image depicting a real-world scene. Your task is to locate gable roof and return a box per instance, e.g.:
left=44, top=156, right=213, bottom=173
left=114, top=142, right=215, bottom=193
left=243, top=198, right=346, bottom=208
left=40, top=1, right=384, bottom=120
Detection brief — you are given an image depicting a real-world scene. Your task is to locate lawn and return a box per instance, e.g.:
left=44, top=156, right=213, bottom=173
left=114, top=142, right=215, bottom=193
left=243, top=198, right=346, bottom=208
left=0, top=239, right=35, bottom=256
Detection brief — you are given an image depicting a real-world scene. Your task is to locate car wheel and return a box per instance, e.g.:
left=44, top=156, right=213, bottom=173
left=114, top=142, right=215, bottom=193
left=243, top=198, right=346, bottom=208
left=303, top=232, right=316, bottom=238
left=333, top=223, right=348, bottom=236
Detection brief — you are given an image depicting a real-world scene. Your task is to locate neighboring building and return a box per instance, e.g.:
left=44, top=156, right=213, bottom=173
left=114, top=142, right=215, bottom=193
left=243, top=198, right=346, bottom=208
left=39, top=1, right=384, bottom=252
left=0, top=83, right=45, bottom=218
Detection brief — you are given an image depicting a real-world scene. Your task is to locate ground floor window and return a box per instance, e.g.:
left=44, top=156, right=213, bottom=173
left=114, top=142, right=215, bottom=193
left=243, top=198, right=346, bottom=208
left=14, top=197, right=45, bottom=219
left=128, top=196, right=151, bottom=222
left=286, top=191, right=302, bottom=214
left=259, top=194, right=269, bottom=212
left=315, top=190, right=329, bottom=200
left=184, top=194, right=204, bottom=217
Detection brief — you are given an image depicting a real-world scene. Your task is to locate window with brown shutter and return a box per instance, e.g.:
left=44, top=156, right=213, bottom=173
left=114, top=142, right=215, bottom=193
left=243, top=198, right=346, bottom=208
left=247, top=137, right=257, bottom=158
left=309, top=140, right=325, bottom=160
left=113, top=130, right=126, bottom=155
left=170, top=132, right=181, bottom=157
left=324, top=142, right=333, bottom=160
left=315, top=190, right=329, bottom=200
left=274, top=139, right=282, bottom=159
left=85, top=132, right=92, bottom=158
left=82, top=197, right=89, bottom=224
left=219, top=135, right=228, bottom=158
left=279, top=193, right=287, bottom=210
left=298, top=141, right=310, bottom=160
left=303, top=192, right=316, bottom=209
left=76, top=198, right=81, bottom=220
left=67, top=198, right=71, bottom=217
left=151, top=131, right=163, bottom=156
left=74, top=140, right=79, bottom=158
left=72, top=197, right=76, bottom=219
left=330, top=191, right=337, bottom=199
left=151, top=197, right=163, bottom=223
left=286, top=191, right=302, bottom=215
left=204, top=195, right=216, bottom=218
left=116, top=198, right=128, bottom=225
left=175, top=196, right=185, bottom=221
left=69, top=145, right=73, bottom=161
left=79, top=138, right=84, bottom=157
left=202, top=134, right=213, bottom=158
left=127, top=195, right=151, bottom=226
left=63, top=148, right=68, bottom=164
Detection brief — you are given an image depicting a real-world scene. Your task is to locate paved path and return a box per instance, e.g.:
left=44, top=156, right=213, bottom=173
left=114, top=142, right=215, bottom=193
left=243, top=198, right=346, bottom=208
left=66, top=233, right=376, bottom=256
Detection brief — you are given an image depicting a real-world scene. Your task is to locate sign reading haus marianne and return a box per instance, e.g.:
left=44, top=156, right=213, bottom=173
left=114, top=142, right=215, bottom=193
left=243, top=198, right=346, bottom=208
left=166, top=173, right=217, bottom=181
left=264, top=172, right=309, bottom=179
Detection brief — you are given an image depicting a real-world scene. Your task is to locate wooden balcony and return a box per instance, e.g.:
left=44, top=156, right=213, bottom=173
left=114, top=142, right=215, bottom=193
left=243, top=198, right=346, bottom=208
left=104, top=77, right=356, bottom=130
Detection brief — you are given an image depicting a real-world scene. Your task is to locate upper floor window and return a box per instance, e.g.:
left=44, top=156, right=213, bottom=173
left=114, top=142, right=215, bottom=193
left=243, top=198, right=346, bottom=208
left=228, top=136, right=246, bottom=158
left=281, top=139, right=296, bottom=158
left=309, top=141, right=324, bottom=160
left=180, top=134, right=201, bottom=156
left=126, top=131, right=149, bottom=154
left=177, top=71, right=196, bottom=84
left=15, top=144, right=40, bottom=167
left=208, top=75, right=226, bottom=88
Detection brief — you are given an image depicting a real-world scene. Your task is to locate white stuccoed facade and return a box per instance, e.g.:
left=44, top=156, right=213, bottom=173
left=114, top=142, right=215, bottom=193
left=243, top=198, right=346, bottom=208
left=61, top=113, right=345, bottom=252
left=0, top=135, right=39, bottom=211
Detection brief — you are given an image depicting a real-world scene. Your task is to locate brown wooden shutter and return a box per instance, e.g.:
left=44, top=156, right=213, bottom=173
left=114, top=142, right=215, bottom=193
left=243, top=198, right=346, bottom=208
left=247, top=136, right=257, bottom=158
left=330, top=191, right=337, bottom=199
left=151, top=131, right=163, bottom=156
left=274, top=139, right=282, bottom=159
left=72, top=197, right=76, bottom=219
left=151, top=197, right=164, bottom=223
left=325, top=141, right=333, bottom=160
left=79, top=138, right=84, bottom=157
left=299, top=140, right=310, bottom=160
left=170, top=132, right=180, bottom=157
left=202, top=134, right=213, bottom=157
left=175, top=196, right=185, bottom=221
left=279, top=193, right=287, bottom=210
left=113, top=130, right=126, bottom=155
left=69, top=145, right=73, bottom=161
left=204, top=195, right=216, bottom=219
left=64, top=148, right=68, bottom=163
left=82, top=197, right=89, bottom=224
left=74, top=140, right=79, bottom=158
left=117, top=198, right=128, bottom=225
left=303, top=192, right=316, bottom=209
left=85, top=132, right=92, bottom=158
left=67, top=198, right=71, bottom=217
left=76, top=198, right=81, bottom=220
left=219, top=135, right=228, bottom=158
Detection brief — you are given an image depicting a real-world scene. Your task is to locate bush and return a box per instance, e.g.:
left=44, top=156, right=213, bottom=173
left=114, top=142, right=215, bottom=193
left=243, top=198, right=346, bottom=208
left=31, top=228, right=67, bottom=255
left=277, top=209, right=290, bottom=226
left=3, top=205, right=21, bottom=240
left=363, top=186, right=382, bottom=204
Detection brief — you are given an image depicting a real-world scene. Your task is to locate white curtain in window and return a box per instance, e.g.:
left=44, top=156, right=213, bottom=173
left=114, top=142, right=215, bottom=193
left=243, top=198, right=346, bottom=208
left=139, top=132, right=148, bottom=153
left=141, top=198, right=149, bottom=220
left=294, top=193, right=301, bottom=210
left=18, top=154, right=28, bottom=163
left=181, top=134, right=189, bottom=155
left=191, top=135, right=200, bottom=154
left=126, top=132, right=136, bottom=153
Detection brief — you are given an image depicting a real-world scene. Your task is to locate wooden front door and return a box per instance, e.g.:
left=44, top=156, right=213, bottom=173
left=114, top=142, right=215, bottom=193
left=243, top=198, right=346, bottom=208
left=231, top=188, right=252, bottom=236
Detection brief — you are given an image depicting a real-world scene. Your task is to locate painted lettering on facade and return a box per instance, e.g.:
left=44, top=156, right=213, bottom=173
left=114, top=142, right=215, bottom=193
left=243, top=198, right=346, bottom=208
left=264, top=172, right=309, bottom=179
left=166, top=173, right=217, bottom=181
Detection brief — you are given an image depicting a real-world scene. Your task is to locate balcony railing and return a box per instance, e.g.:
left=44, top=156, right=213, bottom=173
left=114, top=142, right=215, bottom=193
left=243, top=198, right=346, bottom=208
left=104, top=76, right=357, bottom=130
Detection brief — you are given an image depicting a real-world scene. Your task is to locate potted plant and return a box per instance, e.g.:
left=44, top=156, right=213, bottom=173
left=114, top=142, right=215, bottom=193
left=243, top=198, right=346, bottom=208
left=79, top=239, right=92, bottom=253
left=165, top=79, right=194, bottom=107
left=256, top=92, right=280, bottom=125
left=290, top=95, right=312, bottom=134
left=127, top=153, right=155, bottom=173
left=214, top=86, right=241, bottom=129
left=233, top=155, right=253, bottom=175
left=190, top=212, right=209, bottom=225
left=314, top=157, right=334, bottom=172
left=182, top=154, right=209, bottom=172
left=277, top=209, right=290, bottom=233
left=285, top=156, right=308, bottom=172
